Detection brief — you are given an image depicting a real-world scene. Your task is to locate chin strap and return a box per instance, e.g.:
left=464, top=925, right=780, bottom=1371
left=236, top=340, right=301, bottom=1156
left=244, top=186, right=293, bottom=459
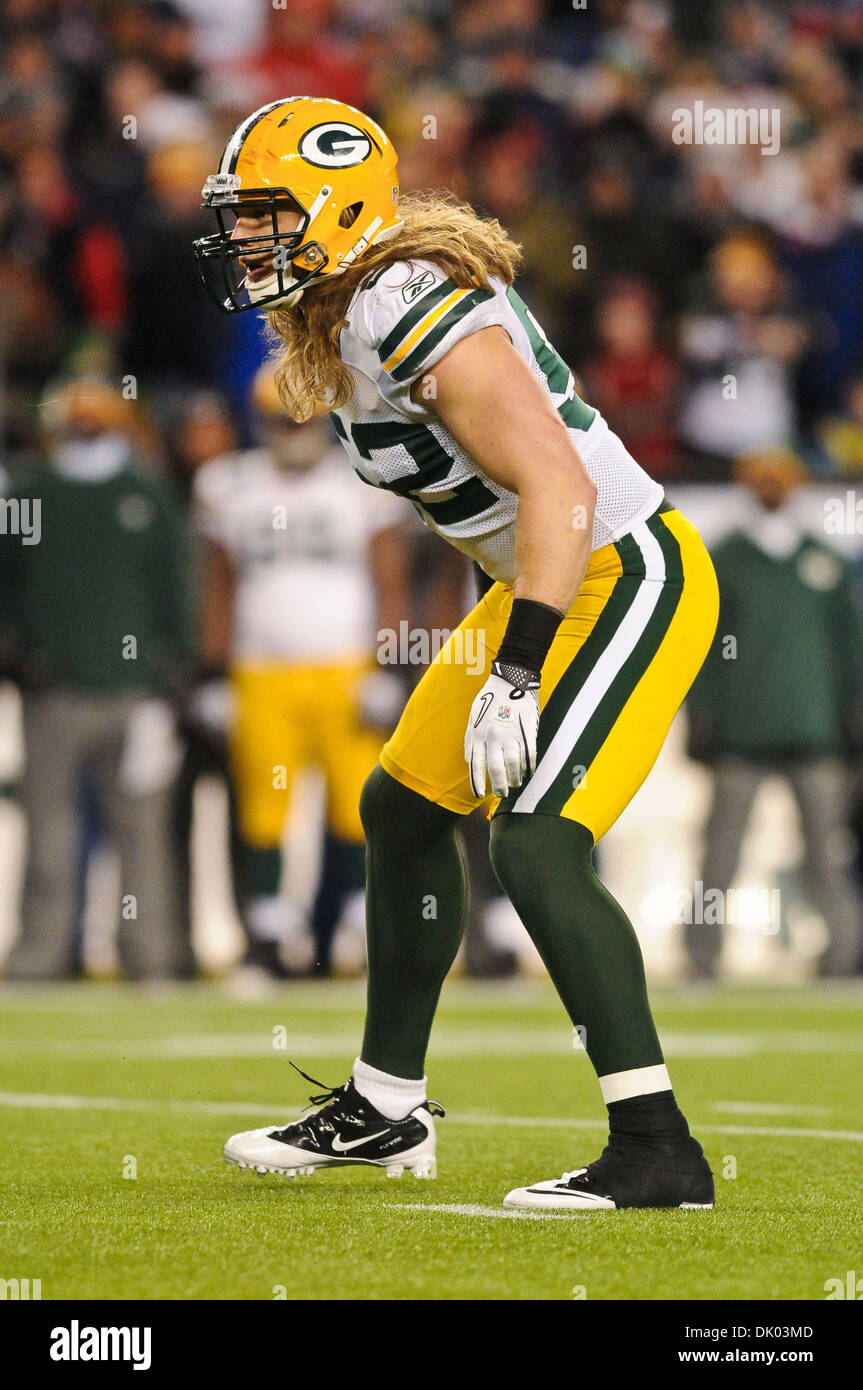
left=373, top=220, right=404, bottom=243
left=245, top=269, right=302, bottom=305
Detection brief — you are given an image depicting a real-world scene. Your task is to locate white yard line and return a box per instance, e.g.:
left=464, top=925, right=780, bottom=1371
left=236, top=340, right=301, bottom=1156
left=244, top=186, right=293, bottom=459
left=450, top=1112, right=863, bottom=1142
left=0, top=1090, right=862, bottom=1142
left=3, top=1027, right=863, bottom=1059
left=0, top=1091, right=295, bottom=1117
left=0, top=1030, right=737, bottom=1058
left=694, top=1122, right=863, bottom=1142
left=385, top=1203, right=580, bottom=1222
left=711, top=1101, right=832, bottom=1117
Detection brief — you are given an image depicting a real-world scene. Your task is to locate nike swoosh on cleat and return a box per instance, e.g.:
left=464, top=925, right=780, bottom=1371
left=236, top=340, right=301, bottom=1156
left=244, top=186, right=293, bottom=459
left=526, top=1186, right=615, bottom=1204
left=331, top=1130, right=391, bottom=1152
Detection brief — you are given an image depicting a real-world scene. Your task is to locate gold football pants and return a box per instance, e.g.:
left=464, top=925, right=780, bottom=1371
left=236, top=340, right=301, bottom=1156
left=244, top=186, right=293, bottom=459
left=230, top=661, right=384, bottom=847
left=380, top=505, right=719, bottom=842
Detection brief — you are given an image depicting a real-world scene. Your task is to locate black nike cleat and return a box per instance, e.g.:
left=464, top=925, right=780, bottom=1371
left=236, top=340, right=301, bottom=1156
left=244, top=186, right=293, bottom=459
left=504, top=1135, right=715, bottom=1211
left=224, top=1067, right=442, bottom=1179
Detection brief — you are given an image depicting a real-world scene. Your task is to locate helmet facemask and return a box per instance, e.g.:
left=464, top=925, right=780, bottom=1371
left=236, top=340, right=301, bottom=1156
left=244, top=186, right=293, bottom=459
left=193, top=175, right=330, bottom=313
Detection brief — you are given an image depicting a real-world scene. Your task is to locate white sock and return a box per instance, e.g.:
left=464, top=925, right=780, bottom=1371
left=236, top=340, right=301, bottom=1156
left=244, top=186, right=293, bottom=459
left=353, top=1058, right=426, bottom=1120
left=598, top=1063, right=672, bottom=1105
left=246, top=895, right=304, bottom=942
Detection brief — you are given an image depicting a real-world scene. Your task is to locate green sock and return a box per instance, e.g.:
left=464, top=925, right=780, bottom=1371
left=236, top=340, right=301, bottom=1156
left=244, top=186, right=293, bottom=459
left=359, top=766, right=465, bottom=1079
left=489, top=815, right=664, bottom=1078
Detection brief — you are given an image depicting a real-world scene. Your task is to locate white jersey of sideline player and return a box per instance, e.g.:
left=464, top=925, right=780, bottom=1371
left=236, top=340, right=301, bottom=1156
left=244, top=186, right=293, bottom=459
left=194, top=445, right=399, bottom=665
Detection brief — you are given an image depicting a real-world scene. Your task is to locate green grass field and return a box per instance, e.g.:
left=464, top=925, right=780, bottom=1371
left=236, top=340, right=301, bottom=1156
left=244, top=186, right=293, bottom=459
left=1, top=978, right=862, bottom=1301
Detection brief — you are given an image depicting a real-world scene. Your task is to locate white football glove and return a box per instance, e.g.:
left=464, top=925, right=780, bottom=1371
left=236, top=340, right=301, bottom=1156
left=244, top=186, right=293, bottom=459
left=465, top=660, right=540, bottom=798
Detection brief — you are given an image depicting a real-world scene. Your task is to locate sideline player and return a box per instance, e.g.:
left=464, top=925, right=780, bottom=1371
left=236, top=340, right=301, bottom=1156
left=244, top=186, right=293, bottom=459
left=195, top=365, right=405, bottom=976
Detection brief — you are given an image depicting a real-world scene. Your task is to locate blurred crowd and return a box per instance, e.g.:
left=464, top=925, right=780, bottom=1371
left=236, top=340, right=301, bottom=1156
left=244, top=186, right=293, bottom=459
left=2, top=0, right=863, bottom=982
left=4, top=0, right=863, bottom=474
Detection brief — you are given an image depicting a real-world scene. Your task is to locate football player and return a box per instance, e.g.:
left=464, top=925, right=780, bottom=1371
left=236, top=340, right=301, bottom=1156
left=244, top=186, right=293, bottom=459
left=194, top=98, right=719, bottom=1211
left=194, top=364, right=405, bottom=977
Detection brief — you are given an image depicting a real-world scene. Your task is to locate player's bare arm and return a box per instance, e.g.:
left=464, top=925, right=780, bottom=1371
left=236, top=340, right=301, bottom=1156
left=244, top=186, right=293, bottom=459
left=419, top=326, right=597, bottom=615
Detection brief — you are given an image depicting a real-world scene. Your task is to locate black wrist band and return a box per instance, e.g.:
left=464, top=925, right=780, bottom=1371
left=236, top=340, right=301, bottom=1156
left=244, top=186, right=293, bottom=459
left=496, top=597, right=564, bottom=675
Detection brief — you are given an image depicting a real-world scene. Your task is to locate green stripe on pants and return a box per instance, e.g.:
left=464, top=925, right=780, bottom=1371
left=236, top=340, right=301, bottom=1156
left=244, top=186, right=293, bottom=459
left=533, top=516, right=684, bottom=815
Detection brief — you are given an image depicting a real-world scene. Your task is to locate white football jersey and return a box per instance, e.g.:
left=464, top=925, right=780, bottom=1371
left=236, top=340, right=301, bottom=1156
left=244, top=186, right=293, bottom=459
left=331, top=259, right=663, bottom=584
left=194, top=446, right=398, bottom=663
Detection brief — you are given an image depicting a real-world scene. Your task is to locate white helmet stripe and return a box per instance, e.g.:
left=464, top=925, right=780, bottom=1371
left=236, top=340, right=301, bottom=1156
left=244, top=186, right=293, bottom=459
left=219, top=97, right=310, bottom=177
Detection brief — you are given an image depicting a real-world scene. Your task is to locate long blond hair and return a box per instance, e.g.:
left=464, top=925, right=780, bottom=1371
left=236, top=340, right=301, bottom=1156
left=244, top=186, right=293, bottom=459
left=267, top=191, right=522, bottom=421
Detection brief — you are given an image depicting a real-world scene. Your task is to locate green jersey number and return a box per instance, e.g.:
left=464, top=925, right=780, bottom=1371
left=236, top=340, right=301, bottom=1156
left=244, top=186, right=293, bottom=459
left=333, top=417, right=498, bottom=527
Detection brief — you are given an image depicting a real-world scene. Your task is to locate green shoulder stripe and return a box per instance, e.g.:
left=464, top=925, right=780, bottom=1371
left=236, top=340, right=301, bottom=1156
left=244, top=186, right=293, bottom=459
left=505, top=286, right=595, bottom=432
left=376, top=276, right=460, bottom=364
left=390, top=287, right=495, bottom=382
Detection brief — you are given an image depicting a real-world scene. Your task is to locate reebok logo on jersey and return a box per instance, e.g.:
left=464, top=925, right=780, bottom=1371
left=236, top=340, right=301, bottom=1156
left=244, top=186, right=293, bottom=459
left=402, top=269, right=437, bottom=303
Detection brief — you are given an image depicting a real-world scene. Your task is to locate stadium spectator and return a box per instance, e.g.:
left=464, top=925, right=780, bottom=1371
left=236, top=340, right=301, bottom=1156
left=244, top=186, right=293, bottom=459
left=230, top=0, right=370, bottom=112
left=686, top=446, right=863, bottom=979
left=678, top=230, right=810, bottom=474
left=472, top=125, right=584, bottom=360
left=779, top=134, right=863, bottom=423
left=363, top=12, right=444, bottom=123
left=122, top=138, right=227, bottom=400
left=380, top=87, right=473, bottom=201
left=579, top=148, right=683, bottom=310
left=582, top=276, right=680, bottom=478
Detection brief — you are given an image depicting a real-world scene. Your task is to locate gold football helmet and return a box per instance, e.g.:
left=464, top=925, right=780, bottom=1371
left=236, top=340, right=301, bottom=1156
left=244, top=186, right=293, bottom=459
left=194, top=97, right=400, bottom=313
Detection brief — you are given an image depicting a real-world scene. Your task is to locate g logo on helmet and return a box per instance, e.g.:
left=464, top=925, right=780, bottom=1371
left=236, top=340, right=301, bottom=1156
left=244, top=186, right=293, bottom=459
left=299, top=122, right=373, bottom=168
